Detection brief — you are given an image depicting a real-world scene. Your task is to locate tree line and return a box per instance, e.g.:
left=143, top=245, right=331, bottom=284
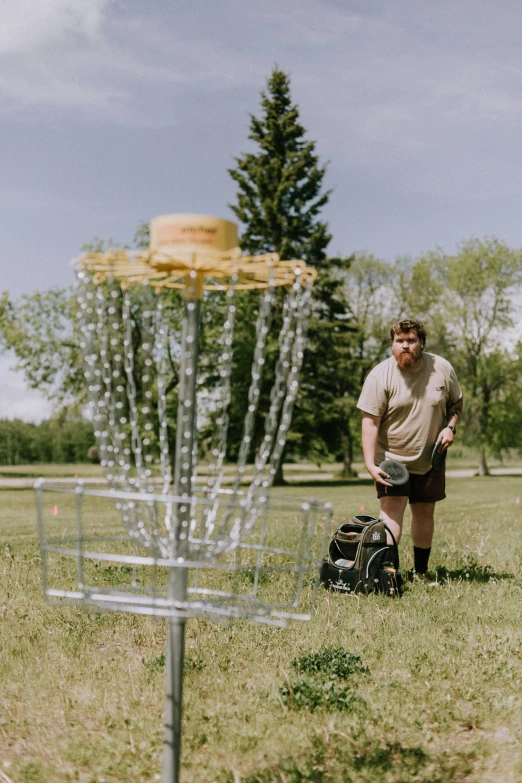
left=1, top=68, right=522, bottom=475
left=0, top=417, right=96, bottom=465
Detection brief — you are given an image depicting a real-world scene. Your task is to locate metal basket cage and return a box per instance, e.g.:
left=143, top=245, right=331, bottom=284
left=36, top=480, right=333, bottom=627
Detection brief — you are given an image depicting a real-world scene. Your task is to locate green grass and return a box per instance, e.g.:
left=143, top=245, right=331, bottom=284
left=2, top=478, right=522, bottom=781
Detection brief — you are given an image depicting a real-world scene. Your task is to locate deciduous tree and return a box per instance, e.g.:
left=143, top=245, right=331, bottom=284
left=426, top=237, right=522, bottom=474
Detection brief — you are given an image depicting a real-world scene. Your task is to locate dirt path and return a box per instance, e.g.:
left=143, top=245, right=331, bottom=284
left=2, top=467, right=522, bottom=488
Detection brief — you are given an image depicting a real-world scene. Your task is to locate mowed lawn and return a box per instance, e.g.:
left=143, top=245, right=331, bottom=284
left=2, top=477, right=522, bottom=782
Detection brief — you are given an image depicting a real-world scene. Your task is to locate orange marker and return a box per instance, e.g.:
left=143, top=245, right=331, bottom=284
left=360, top=504, right=365, bottom=511
left=50, top=505, right=58, bottom=516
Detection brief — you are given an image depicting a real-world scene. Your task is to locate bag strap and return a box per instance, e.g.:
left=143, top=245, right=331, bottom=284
left=382, top=522, right=400, bottom=568
left=384, top=523, right=398, bottom=548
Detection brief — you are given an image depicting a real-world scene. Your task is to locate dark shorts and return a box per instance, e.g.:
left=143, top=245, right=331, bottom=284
left=376, top=465, right=446, bottom=504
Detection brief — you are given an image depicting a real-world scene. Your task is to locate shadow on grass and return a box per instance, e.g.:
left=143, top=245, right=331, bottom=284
left=433, top=565, right=516, bottom=583
left=237, top=733, right=474, bottom=783
left=425, top=551, right=516, bottom=584
left=401, top=554, right=518, bottom=586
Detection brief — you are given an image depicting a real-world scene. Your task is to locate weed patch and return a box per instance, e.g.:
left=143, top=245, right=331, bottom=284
left=19, top=761, right=46, bottom=783
left=94, top=562, right=134, bottom=583
left=144, top=652, right=205, bottom=679
left=280, top=676, right=358, bottom=711
left=292, top=647, right=369, bottom=679
left=280, top=647, right=367, bottom=712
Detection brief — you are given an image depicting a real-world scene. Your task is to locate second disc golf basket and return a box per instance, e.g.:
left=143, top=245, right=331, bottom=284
left=35, top=214, right=333, bottom=782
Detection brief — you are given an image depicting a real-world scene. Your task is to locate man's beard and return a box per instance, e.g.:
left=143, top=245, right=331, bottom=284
left=396, top=351, right=421, bottom=369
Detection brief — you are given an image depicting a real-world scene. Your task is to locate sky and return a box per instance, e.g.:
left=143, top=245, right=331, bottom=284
left=2, top=0, right=522, bottom=420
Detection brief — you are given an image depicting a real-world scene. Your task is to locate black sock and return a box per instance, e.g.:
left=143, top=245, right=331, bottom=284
left=414, top=546, right=431, bottom=574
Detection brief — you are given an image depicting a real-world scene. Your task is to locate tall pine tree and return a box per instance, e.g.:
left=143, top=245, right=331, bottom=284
left=228, top=68, right=348, bottom=482
left=229, top=67, right=331, bottom=263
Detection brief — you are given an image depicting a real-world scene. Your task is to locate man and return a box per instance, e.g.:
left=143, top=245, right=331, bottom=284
left=357, top=319, right=463, bottom=583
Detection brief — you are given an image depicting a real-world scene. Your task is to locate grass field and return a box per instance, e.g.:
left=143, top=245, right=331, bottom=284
left=2, top=477, right=522, bottom=782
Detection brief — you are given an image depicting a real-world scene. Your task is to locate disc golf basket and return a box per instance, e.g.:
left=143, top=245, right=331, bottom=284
left=35, top=214, right=333, bottom=782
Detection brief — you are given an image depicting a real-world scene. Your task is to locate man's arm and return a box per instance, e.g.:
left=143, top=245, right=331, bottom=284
left=438, top=397, right=463, bottom=451
left=361, top=412, right=393, bottom=486
left=447, top=397, right=463, bottom=428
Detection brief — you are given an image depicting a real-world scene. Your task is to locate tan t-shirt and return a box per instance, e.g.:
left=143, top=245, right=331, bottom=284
left=357, top=352, right=462, bottom=475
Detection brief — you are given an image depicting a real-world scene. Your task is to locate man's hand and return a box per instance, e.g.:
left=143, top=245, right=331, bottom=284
left=366, top=464, right=393, bottom=487
left=436, top=426, right=455, bottom=452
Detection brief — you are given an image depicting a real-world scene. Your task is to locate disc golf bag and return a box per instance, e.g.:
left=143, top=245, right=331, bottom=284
left=320, top=514, right=403, bottom=597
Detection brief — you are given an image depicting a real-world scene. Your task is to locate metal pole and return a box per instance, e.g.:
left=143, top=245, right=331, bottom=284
left=163, top=270, right=203, bottom=783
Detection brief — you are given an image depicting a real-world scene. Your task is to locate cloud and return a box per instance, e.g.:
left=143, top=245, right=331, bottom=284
left=243, top=0, right=364, bottom=45
left=0, top=0, right=122, bottom=111
left=0, top=0, right=110, bottom=55
left=282, top=0, right=522, bottom=178
left=0, top=0, right=267, bottom=117
left=2, top=0, right=522, bottom=189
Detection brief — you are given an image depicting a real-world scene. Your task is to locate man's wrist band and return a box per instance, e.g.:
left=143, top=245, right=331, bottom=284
left=447, top=425, right=456, bottom=434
